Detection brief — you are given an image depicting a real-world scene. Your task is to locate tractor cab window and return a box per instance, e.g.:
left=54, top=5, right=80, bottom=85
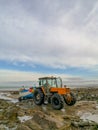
left=51, top=79, right=57, bottom=87
left=39, top=79, right=46, bottom=86
left=56, top=78, right=62, bottom=88
left=47, top=78, right=57, bottom=87
left=42, top=79, right=56, bottom=87
left=43, top=79, right=47, bottom=87
left=47, top=79, right=51, bottom=86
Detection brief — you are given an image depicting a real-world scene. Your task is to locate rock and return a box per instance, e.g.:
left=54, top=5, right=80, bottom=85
left=63, top=115, right=80, bottom=123
left=4, top=107, right=18, bottom=121
left=25, top=120, right=42, bottom=130
left=71, top=120, right=98, bottom=130
left=0, top=111, right=4, bottom=120
left=0, top=125, right=6, bottom=130
left=0, top=99, right=9, bottom=109
left=91, top=124, right=98, bottom=130
left=16, top=124, right=32, bottom=130
left=0, top=120, right=9, bottom=125
left=0, top=102, right=20, bottom=127
left=33, top=111, right=57, bottom=130
left=17, top=109, right=25, bottom=117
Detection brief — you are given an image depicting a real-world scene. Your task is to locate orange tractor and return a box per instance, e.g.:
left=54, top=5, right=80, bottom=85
left=33, top=76, right=76, bottom=110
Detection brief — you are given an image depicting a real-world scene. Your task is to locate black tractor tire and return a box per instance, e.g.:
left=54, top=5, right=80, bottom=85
left=64, top=92, right=76, bottom=106
left=51, top=93, right=64, bottom=110
left=18, top=97, right=22, bottom=102
left=33, top=89, right=44, bottom=105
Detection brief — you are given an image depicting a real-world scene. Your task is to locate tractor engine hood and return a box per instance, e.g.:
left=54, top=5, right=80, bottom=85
left=50, top=87, right=71, bottom=95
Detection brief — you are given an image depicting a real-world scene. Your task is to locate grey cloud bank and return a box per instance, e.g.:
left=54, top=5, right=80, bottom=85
left=0, top=0, right=98, bottom=69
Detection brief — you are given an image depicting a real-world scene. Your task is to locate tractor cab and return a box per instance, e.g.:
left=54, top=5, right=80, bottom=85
left=39, top=77, right=62, bottom=88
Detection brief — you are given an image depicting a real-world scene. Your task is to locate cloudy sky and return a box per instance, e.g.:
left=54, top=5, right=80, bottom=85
left=0, top=0, right=98, bottom=85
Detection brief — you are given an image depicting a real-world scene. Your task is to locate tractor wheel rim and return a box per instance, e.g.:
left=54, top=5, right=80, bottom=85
left=36, top=94, right=40, bottom=100
left=66, top=95, right=72, bottom=103
left=53, top=98, right=59, bottom=105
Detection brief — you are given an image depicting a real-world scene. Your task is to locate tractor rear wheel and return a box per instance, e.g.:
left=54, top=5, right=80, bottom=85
left=64, top=92, right=76, bottom=106
left=33, top=89, right=44, bottom=105
left=51, top=93, right=64, bottom=110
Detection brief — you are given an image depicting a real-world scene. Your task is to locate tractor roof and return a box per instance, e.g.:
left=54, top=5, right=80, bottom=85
left=39, top=76, right=57, bottom=80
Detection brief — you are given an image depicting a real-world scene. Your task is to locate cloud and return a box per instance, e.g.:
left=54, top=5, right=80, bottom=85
left=0, top=69, right=71, bottom=82
left=0, top=0, right=98, bottom=70
left=0, top=69, right=98, bottom=87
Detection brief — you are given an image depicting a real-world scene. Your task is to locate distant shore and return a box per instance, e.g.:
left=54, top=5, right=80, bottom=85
left=0, top=86, right=98, bottom=96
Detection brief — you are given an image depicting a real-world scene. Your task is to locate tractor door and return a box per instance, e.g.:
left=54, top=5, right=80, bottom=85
left=56, top=77, right=62, bottom=88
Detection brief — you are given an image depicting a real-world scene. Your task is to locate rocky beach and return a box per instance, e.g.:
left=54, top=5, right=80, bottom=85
left=0, top=87, right=98, bottom=130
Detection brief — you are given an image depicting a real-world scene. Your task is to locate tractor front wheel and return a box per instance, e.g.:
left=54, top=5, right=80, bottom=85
left=18, top=97, right=22, bottom=102
left=64, top=92, right=76, bottom=106
left=33, top=89, right=44, bottom=105
left=51, top=93, right=64, bottom=110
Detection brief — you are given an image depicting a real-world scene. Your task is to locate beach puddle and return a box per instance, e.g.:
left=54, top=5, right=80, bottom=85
left=96, top=104, right=98, bottom=109
left=18, top=115, right=32, bottom=122
left=80, top=112, right=98, bottom=123
left=0, top=124, right=17, bottom=130
left=0, top=92, right=18, bottom=103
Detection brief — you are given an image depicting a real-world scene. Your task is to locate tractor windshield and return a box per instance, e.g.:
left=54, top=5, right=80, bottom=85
left=39, top=78, right=57, bottom=87
left=47, top=79, right=56, bottom=87
left=47, top=77, right=62, bottom=88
